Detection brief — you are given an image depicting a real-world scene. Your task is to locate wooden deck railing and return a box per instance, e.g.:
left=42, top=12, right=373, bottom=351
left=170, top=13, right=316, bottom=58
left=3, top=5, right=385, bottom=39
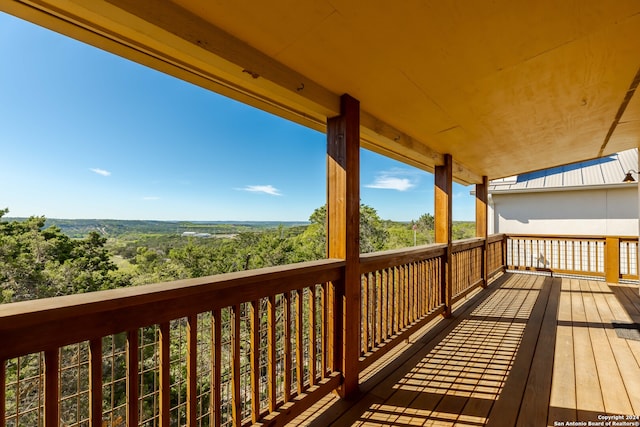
left=357, top=237, right=507, bottom=370
left=359, top=244, right=446, bottom=369
left=1, top=259, right=345, bottom=427
left=506, top=234, right=638, bottom=282
left=0, top=236, right=510, bottom=427
left=12, top=232, right=635, bottom=426
left=451, top=238, right=484, bottom=301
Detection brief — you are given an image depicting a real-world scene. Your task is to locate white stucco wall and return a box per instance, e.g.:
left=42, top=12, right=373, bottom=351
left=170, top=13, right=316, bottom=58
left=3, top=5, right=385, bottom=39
left=489, top=186, right=638, bottom=236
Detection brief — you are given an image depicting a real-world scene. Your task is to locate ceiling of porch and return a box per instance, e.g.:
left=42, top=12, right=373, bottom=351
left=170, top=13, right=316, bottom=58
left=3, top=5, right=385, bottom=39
left=4, top=0, right=640, bottom=184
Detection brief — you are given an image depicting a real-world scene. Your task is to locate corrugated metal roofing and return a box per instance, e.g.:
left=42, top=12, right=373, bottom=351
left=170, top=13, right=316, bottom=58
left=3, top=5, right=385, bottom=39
left=488, top=148, right=638, bottom=192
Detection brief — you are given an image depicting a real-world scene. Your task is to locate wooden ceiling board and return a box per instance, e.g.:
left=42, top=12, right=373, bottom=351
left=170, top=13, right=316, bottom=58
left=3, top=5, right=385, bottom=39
left=5, top=0, right=640, bottom=183
left=170, top=0, right=338, bottom=59
left=433, top=14, right=640, bottom=177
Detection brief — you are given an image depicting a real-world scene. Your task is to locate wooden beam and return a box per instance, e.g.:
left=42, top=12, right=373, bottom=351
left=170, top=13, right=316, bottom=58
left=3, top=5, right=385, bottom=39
left=476, top=176, right=489, bottom=287
left=327, top=94, right=360, bottom=398
left=435, top=154, right=453, bottom=317
left=475, top=176, right=488, bottom=239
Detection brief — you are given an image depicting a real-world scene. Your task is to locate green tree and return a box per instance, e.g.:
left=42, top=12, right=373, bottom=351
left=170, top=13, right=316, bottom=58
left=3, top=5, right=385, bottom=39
left=295, top=204, right=389, bottom=257
left=0, top=209, right=130, bottom=303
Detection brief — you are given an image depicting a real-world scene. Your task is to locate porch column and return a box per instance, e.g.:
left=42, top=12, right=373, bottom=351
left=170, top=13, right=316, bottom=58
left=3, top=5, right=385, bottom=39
left=327, top=94, right=360, bottom=398
left=605, top=237, right=620, bottom=284
left=476, top=176, right=489, bottom=287
left=435, top=154, right=453, bottom=318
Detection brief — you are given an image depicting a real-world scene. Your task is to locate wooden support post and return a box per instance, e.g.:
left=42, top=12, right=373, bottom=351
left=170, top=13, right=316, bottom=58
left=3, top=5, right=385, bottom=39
left=327, top=94, right=360, bottom=399
left=605, top=236, right=620, bottom=283
left=435, top=154, right=453, bottom=317
left=476, top=176, right=489, bottom=287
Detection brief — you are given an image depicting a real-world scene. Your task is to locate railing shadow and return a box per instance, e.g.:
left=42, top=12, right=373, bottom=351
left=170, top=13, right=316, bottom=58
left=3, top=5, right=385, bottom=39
left=303, top=273, right=556, bottom=426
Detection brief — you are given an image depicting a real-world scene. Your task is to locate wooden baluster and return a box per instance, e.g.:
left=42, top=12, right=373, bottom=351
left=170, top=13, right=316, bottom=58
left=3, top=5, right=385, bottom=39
left=361, top=275, right=369, bottom=355
left=308, top=286, right=317, bottom=385
left=430, top=259, right=434, bottom=310
left=320, top=283, right=329, bottom=378
left=231, top=304, right=241, bottom=427
left=0, top=359, right=5, bottom=427
left=396, top=266, right=402, bottom=330
left=89, top=339, right=103, bottom=427
left=419, top=260, right=425, bottom=315
left=127, top=330, right=139, bottom=427
left=212, top=309, right=221, bottom=427
left=267, top=295, right=277, bottom=412
left=427, top=259, right=431, bottom=312
left=250, top=300, right=260, bottom=423
left=295, top=290, right=304, bottom=395
left=159, top=322, right=170, bottom=427
left=389, top=267, right=402, bottom=335
left=390, top=267, right=396, bottom=334
left=284, top=292, right=292, bottom=402
left=382, top=269, right=387, bottom=340
left=44, top=349, right=59, bottom=427
left=187, top=315, right=197, bottom=427
left=368, top=271, right=380, bottom=349
left=410, top=263, right=415, bottom=322
left=403, top=265, right=408, bottom=325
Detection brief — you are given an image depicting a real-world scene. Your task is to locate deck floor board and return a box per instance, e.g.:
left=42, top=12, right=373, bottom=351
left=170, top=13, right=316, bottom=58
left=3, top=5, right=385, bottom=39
left=292, top=273, right=640, bottom=426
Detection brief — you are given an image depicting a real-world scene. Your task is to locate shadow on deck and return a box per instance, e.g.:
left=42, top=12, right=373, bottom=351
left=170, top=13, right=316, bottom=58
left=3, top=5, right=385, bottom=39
left=293, top=273, right=640, bottom=426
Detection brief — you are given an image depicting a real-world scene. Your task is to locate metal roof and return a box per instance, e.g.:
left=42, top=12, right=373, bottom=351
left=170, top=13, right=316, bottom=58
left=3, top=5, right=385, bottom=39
left=489, top=148, right=638, bottom=193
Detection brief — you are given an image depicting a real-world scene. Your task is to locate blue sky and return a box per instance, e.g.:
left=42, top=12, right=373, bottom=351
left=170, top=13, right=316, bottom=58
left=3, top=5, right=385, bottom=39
left=0, top=12, right=476, bottom=222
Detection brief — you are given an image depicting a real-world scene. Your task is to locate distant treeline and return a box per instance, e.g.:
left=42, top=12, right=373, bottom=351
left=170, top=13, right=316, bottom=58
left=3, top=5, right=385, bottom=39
left=3, top=217, right=310, bottom=238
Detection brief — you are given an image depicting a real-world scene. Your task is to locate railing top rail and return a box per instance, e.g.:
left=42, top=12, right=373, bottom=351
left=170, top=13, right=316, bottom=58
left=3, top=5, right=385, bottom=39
left=451, top=237, right=485, bottom=253
left=0, top=258, right=345, bottom=359
left=506, top=234, right=638, bottom=241
left=487, top=234, right=506, bottom=244
left=359, top=243, right=447, bottom=274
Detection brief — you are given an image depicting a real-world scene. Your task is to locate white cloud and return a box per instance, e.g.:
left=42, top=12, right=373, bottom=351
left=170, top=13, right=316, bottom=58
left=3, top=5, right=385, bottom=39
left=90, top=168, right=111, bottom=176
left=239, top=185, right=282, bottom=196
left=142, top=196, right=160, bottom=201
left=366, top=171, right=416, bottom=191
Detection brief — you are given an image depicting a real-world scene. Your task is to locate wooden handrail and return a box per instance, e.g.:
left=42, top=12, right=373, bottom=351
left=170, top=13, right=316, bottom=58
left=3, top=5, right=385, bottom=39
left=359, top=243, right=446, bottom=274
left=451, top=237, right=485, bottom=253
left=506, top=233, right=637, bottom=241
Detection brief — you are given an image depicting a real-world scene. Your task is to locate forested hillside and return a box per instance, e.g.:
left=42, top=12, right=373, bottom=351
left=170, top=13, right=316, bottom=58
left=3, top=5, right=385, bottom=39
left=0, top=205, right=475, bottom=303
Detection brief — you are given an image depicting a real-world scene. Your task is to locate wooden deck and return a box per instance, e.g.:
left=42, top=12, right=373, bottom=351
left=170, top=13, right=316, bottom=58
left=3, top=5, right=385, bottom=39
left=293, top=273, right=640, bottom=426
